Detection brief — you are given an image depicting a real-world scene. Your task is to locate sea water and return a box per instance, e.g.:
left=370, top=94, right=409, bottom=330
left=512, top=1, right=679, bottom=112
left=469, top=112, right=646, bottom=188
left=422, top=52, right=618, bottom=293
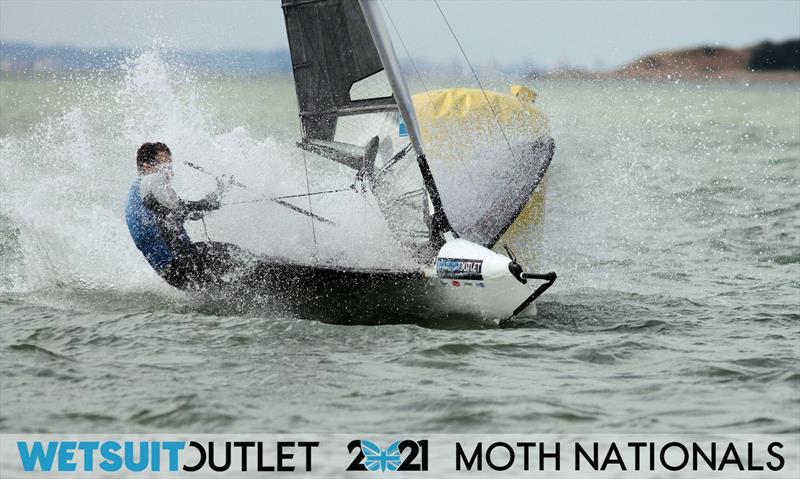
left=0, top=51, right=798, bottom=434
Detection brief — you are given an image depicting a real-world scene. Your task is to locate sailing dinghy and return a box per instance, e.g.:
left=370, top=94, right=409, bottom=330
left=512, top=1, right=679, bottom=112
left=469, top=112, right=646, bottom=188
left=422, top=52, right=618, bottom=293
left=201, top=0, right=557, bottom=321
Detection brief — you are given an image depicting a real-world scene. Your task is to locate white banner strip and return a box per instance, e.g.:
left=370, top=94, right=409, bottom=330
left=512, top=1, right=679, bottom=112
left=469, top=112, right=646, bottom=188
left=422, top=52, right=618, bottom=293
left=1, top=434, right=798, bottom=478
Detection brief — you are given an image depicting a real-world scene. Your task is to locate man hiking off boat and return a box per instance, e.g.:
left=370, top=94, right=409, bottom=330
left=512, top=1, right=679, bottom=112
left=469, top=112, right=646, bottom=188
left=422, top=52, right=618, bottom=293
left=125, top=142, right=239, bottom=288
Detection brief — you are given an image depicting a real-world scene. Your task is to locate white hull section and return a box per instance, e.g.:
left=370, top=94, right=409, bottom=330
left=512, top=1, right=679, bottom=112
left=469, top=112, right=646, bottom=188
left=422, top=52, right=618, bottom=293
left=204, top=239, right=551, bottom=323
left=428, top=239, right=540, bottom=320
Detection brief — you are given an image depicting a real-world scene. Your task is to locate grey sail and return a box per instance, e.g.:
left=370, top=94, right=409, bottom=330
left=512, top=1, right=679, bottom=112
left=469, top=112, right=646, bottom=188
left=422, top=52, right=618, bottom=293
left=282, top=0, right=396, bottom=171
left=282, top=0, right=452, bottom=259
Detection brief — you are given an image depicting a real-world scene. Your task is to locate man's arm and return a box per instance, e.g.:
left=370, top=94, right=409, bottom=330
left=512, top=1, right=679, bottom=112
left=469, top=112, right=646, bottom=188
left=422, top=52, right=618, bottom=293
left=185, top=196, right=220, bottom=214
left=141, top=170, right=222, bottom=218
left=186, top=175, right=235, bottom=215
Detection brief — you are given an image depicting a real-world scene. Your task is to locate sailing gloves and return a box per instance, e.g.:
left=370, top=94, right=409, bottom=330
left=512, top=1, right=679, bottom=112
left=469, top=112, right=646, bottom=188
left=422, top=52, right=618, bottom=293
left=204, top=175, right=237, bottom=210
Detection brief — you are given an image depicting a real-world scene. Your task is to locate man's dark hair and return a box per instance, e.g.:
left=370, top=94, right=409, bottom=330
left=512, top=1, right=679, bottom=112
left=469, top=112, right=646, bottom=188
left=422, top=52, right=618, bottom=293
left=136, top=142, right=171, bottom=174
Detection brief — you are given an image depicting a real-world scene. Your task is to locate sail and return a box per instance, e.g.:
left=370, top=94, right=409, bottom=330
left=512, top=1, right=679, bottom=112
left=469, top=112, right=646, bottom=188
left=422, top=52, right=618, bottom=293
left=412, top=87, right=555, bottom=248
left=282, top=0, right=394, bottom=148
left=282, top=0, right=443, bottom=258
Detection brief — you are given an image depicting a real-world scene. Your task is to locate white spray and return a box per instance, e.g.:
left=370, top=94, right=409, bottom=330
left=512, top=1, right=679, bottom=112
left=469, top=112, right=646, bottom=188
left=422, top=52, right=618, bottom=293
left=0, top=49, right=410, bottom=295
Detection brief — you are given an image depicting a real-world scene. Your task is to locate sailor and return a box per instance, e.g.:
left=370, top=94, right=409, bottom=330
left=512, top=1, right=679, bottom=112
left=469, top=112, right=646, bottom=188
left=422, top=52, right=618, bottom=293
left=125, top=142, right=237, bottom=288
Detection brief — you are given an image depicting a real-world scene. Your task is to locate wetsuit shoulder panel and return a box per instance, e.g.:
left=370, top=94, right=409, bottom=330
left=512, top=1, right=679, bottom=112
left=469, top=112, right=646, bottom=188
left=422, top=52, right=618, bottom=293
left=125, top=179, right=174, bottom=271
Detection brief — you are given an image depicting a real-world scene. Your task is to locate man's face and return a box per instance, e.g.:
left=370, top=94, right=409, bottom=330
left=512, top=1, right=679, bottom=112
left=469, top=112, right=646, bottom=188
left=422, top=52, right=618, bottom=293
left=156, top=151, right=173, bottom=176
left=156, top=151, right=172, bottom=165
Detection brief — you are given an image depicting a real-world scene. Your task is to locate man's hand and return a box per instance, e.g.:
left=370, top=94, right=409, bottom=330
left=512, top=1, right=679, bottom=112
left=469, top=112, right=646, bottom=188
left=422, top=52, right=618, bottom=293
left=183, top=175, right=235, bottom=216
left=216, top=175, right=237, bottom=196
left=202, top=193, right=222, bottom=211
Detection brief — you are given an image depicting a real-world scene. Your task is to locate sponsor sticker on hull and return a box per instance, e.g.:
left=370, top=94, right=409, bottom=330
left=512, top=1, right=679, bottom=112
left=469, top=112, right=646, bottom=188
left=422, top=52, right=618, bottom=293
left=436, top=258, right=484, bottom=281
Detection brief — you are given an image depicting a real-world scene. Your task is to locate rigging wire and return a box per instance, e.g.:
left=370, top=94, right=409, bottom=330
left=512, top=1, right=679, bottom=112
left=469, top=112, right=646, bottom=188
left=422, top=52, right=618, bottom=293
left=379, top=1, right=488, bottom=194
left=201, top=217, right=212, bottom=242
left=361, top=141, right=368, bottom=223
left=380, top=1, right=465, bottom=159
left=224, top=187, right=352, bottom=205
left=300, top=147, right=318, bottom=248
left=277, top=187, right=352, bottom=200
left=285, top=8, right=330, bottom=251
left=183, top=159, right=332, bottom=224
left=432, top=0, right=518, bottom=162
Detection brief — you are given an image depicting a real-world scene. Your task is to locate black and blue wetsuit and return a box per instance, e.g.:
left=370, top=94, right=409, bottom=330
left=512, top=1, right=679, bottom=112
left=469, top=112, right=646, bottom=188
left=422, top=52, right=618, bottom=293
left=125, top=170, right=236, bottom=288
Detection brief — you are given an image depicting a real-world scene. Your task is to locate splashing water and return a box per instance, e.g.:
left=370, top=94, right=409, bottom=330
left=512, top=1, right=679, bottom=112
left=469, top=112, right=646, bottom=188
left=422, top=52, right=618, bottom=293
left=0, top=49, right=407, bottom=295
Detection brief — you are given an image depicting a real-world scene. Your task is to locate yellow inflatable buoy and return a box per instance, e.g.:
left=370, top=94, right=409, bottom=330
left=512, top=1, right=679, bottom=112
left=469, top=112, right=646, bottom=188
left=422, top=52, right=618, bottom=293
left=411, top=85, right=553, bottom=263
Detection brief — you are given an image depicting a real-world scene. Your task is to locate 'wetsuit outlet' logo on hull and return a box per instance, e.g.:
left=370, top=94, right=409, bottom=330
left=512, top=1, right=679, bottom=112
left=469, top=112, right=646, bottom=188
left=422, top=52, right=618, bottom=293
left=436, top=258, right=483, bottom=280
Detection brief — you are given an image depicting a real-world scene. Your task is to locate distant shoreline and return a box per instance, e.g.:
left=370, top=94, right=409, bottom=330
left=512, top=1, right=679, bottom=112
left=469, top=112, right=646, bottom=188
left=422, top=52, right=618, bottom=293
left=533, top=40, right=799, bottom=83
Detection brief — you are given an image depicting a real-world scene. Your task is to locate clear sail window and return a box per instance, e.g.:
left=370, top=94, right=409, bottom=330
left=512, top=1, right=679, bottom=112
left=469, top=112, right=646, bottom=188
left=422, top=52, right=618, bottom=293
left=349, top=70, right=392, bottom=101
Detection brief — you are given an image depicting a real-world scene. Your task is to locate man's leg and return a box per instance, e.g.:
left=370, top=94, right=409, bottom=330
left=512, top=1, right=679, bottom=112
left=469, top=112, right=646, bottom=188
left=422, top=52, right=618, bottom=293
left=191, top=242, right=248, bottom=284
left=161, top=243, right=249, bottom=289
left=160, top=258, right=193, bottom=289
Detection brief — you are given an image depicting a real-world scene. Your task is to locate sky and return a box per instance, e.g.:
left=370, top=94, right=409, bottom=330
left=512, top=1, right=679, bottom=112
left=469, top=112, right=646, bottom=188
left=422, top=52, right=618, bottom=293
left=1, top=0, right=798, bottom=69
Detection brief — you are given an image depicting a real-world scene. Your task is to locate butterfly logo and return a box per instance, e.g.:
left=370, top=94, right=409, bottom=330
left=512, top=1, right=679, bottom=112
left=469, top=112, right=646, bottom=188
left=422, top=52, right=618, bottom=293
left=361, top=440, right=402, bottom=472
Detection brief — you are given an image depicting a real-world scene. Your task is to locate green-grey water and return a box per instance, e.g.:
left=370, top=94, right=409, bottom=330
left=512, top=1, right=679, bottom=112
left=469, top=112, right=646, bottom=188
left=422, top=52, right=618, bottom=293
left=1, top=52, right=798, bottom=434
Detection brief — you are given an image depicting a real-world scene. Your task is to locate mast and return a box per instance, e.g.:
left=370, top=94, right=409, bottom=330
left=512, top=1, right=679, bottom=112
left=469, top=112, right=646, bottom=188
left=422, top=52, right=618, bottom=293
left=281, top=0, right=455, bottom=253
left=359, top=0, right=455, bottom=241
